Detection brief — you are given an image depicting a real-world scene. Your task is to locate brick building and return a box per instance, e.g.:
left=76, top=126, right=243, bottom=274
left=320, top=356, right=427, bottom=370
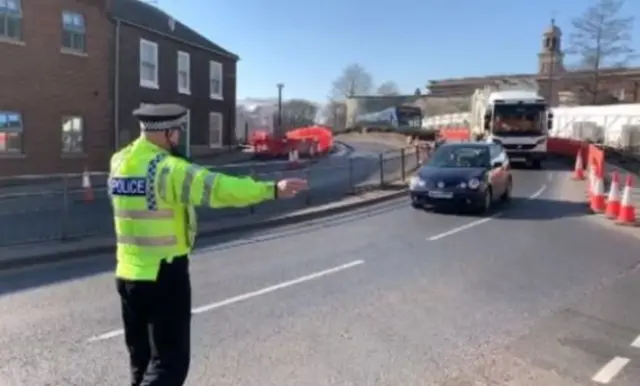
left=0, top=0, right=111, bottom=176
left=111, top=0, right=239, bottom=158
left=426, top=20, right=640, bottom=106
left=0, top=0, right=239, bottom=177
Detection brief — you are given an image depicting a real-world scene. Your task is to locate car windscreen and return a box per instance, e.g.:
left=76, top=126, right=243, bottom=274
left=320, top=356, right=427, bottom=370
left=426, top=146, right=490, bottom=168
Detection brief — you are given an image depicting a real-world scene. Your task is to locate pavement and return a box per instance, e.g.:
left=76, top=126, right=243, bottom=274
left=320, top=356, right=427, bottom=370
left=0, top=138, right=419, bottom=246
left=1, top=160, right=640, bottom=385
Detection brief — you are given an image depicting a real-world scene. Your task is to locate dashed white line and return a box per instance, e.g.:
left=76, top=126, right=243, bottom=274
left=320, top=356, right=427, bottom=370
left=427, top=216, right=499, bottom=241
left=592, top=356, right=630, bottom=384
left=192, top=260, right=364, bottom=314
left=427, top=184, right=547, bottom=241
left=87, top=260, right=365, bottom=343
left=529, top=184, right=547, bottom=199
left=630, top=334, right=640, bottom=348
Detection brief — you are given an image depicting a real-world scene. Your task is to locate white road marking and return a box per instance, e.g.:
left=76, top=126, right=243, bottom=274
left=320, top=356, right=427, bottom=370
left=87, top=260, right=364, bottom=343
left=529, top=184, right=547, bottom=199
left=427, top=216, right=499, bottom=241
left=191, top=260, right=364, bottom=314
left=427, top=184, right=547, bottom=241
left=630, top=334, right=640, bottom=348
left=592, top=356, right=630, bottom=384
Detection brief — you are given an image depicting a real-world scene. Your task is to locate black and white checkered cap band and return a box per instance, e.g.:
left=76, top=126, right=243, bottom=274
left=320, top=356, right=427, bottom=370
left=140, top=115, right=187, bottom=131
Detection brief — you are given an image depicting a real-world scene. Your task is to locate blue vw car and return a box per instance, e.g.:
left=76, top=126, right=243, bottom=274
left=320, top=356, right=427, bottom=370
left=409, top=142, right=512, bottom=214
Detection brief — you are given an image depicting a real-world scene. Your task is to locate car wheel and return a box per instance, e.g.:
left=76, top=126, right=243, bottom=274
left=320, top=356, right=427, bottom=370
left=501, top=177, right=512, bottom=202
left=411, top=201, right=422, bottom=209
left=477, top=188, right=492, bottom=214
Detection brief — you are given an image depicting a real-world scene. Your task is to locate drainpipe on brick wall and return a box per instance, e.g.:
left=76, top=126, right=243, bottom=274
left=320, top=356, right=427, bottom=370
left=113, top=19, right=121, bottom=150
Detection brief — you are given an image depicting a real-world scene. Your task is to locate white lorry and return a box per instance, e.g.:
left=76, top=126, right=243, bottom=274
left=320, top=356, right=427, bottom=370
left=469, top=79, right=552, bottom=168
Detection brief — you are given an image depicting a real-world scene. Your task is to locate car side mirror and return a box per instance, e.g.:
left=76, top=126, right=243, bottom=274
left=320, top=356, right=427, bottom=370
left=492, top=161, right=503, bottom=168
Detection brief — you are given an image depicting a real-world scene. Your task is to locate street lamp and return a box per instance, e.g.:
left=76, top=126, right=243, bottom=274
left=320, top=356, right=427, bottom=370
left=277, top=83, right=284, bottom=135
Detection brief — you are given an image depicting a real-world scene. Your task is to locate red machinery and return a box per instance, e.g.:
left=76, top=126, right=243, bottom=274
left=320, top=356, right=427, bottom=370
left=248, top=126, right=333, bottom=159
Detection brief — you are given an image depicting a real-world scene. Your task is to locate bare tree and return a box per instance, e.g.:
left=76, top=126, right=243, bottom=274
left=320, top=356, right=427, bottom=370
left=281, top=99, right=319, bottom=131
left=568, top=0, right=635, bottom=104
left=377, top=81, right=400, bottom=95
left=318, top=100, right=347, bottom=132
left=330, top=64, right=374, bottom=99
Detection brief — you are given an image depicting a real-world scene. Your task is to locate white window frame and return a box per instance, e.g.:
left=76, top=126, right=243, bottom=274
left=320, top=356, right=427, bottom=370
left=177, top=51, right=190, bottom=94
left=0, top=110, right=23, bottom=153
left=61, top=11, right=86, bottom=53
left=209, top=61, right=223, bottom=100
left=139, top=39, right=159, bottom=89
left=208, top=112, right=223, bottom=148
left=0, top=0, right=22, bottom=42
left=61, top=116, right=84, bottom=153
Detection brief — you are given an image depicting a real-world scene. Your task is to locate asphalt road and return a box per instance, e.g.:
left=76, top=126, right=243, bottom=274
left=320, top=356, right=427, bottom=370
left=2, top=161, right=640, bottom=385
left=0, top=141, right=413, bottom=246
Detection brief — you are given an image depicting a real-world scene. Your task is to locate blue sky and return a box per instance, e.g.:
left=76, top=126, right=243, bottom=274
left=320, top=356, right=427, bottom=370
left=155, top=0, right=639, bottom=102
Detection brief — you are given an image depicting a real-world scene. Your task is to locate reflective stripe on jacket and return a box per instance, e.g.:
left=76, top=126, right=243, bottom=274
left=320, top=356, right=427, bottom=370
left=109, top=138, right=276, bottom=281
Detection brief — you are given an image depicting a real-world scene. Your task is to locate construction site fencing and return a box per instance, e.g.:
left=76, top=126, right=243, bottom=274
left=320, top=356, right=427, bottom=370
left=548, top=115, right=640, bottom=175
left=0, top=146, right=429, bottom=247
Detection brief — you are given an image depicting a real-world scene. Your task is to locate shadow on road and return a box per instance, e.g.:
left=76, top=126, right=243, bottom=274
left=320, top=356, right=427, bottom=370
left=428, top=197, right=589, bottom=221
left=498, top=197, right=590, bottom=220
left=509, top=159, right=574, bottom=172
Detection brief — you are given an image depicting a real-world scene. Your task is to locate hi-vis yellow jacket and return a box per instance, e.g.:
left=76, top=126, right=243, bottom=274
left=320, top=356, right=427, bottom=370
left=109, top=137, right=276, bottom=281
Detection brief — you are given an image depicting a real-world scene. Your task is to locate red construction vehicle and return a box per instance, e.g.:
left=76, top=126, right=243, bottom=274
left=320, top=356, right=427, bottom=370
left=248, top=126, right=333, bottom=160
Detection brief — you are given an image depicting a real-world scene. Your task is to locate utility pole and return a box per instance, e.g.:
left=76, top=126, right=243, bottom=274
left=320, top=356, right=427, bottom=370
left=276, top=83, right=284, bottom=136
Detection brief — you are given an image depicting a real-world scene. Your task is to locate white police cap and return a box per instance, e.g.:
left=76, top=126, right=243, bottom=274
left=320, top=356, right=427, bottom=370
left=133, top=103, right=188, bottom=131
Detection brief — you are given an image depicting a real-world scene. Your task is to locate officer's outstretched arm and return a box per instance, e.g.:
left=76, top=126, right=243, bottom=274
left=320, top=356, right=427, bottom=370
left=167, top=158, right=275, bottom=208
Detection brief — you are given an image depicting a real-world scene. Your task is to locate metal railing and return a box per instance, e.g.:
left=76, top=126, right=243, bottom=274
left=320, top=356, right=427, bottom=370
left=0, top=146, right=428, bottom=247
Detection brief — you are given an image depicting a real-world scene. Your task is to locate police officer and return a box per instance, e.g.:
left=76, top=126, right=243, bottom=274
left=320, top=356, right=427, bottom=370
left=109, top=103, right=308, bottom=386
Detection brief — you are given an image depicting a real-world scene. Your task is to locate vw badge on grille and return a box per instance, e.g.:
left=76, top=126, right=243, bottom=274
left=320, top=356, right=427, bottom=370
left=517, top=145, right=522, bottom=149
left=437, top=181, right=445, bottom=188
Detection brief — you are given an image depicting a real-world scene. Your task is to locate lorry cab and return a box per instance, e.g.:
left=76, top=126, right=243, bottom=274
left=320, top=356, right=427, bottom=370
left=480, top=91, right=549, bottom=168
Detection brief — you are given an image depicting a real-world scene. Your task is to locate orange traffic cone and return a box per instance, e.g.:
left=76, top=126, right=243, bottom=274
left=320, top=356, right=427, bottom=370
left=572, top=151, right=585, bottom=180
left=616, top=174, right=637, bottom=226
left=587, top=163, right=594, bottom=200
left=604, top=171, right=621, bottom=219
left=590, top=171, right=606, bottom=213
left=82, top=169, right=94, bottom=202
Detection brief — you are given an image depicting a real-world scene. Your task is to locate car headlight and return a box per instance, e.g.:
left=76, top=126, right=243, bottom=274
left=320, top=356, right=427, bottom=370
left=467, top=178, right=481, bottom=189
left=409, top=176, right=426, bottom=190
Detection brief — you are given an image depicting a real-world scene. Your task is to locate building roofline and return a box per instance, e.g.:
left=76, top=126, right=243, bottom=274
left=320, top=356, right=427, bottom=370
left=112, top=16, right=239, bottom=61
left=109, top=0, right=240, bottom=61
left=346, top=94, right=421, bottom=99
left=428, top=67, right=640, bottom=87
left=427, top=73, right=535, bottom=86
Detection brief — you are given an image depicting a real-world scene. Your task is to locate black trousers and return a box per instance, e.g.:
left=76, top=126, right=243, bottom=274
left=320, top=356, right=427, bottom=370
left=116, top=256, right=192, bottom=386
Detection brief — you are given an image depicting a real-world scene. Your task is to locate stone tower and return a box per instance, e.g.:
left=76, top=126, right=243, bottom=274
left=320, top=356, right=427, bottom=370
left=538, top=19, right=565, bottom=75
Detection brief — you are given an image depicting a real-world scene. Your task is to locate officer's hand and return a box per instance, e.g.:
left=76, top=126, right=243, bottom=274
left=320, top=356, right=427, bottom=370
left=277, top=178, right=309, bottom=198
